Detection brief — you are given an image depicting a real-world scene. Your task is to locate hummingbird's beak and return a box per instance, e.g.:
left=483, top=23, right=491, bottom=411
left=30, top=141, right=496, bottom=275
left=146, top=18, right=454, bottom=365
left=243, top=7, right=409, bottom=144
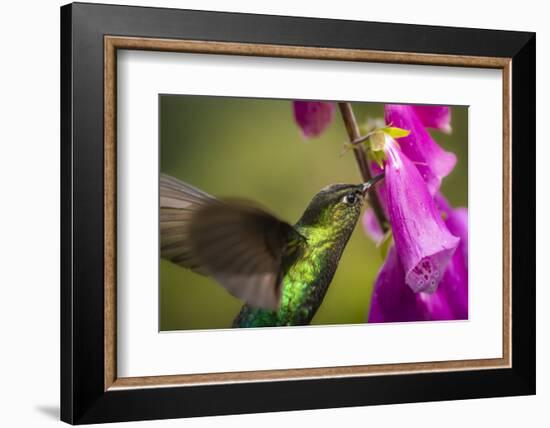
left=362, top=172, right=385, bottom=196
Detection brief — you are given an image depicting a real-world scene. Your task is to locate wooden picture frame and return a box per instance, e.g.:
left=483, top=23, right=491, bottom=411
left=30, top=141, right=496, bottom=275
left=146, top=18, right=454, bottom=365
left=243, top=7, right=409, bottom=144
left=61, top=2, right=535, bottom=424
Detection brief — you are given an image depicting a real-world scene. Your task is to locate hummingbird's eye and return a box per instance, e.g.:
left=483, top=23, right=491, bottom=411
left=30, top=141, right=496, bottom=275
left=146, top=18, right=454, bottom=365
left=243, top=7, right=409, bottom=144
left=342, top=192, right=358, bottom=206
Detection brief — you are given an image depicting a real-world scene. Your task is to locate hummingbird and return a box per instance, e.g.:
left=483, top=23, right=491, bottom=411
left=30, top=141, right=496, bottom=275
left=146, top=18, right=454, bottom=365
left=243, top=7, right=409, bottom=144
left=160, top=173, right=384, bottom=328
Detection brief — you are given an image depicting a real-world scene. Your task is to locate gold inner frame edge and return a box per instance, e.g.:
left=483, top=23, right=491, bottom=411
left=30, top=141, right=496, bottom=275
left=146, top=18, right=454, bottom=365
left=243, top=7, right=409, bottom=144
left=104, top=36, right=512, bottom=391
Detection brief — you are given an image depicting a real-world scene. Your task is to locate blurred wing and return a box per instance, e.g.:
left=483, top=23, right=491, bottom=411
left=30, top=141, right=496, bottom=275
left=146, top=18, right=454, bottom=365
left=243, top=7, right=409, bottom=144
left=160, top=174, right=304, bottom=309
left=160, top=173, right=218, bottom=274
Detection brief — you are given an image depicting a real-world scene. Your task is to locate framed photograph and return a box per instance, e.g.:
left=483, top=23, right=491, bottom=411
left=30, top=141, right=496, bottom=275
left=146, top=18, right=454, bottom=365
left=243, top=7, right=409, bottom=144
left=60, top=2, right=535, bottom=424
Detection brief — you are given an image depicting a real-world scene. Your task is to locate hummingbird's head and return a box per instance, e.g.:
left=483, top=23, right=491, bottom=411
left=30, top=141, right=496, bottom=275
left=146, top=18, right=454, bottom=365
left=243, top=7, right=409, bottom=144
left=296, top=174, right=383, bottom=237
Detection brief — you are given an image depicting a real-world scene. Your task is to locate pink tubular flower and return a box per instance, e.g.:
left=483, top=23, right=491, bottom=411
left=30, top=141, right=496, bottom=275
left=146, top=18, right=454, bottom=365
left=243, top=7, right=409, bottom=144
left=383, top=138, right=459, bottom=294
left=292, top=101, right=335, bottom=138
left=434, top=194, right=469, bottom=319
left=412, top=105, right=452, bottom=133
left=368, top=196, right=468, bottom=323
left=385, top=104, right=456, bottom=194
left=368, top=247, right=423, bottom=323
left=368, top=247, right=455, bottom=322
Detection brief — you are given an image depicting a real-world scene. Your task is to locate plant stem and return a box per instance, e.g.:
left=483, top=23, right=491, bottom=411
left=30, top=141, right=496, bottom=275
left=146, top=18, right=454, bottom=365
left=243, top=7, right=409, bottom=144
left=338, top=102, right=388, bottom=233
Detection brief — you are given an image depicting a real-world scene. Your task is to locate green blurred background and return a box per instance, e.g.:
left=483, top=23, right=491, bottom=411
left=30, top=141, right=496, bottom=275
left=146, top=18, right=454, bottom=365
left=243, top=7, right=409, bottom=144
left=159, top=96, right=468, bottom=331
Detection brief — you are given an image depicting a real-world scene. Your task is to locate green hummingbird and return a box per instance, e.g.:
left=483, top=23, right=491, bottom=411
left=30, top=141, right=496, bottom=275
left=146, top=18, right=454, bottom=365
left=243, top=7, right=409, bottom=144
left=160, top=173, right=384, bottom=328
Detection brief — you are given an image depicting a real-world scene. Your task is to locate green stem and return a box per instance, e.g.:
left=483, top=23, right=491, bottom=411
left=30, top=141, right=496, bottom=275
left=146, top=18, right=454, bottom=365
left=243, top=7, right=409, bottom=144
left=338, top=102, right=388, bottom=233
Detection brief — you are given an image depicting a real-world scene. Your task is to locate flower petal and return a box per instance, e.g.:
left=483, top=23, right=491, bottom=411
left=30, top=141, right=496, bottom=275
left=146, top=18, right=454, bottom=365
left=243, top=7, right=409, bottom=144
left=437, top=252, right=468, bottom=319
left=434, top=194, right=468, bottom=268
left=413, top=105, right=452, bottom=133
left=385, top=104, right=456, bottom=194
left=383, top=140, right=459, bottom=294
left=368, top=194, right=468, bottom=323
left=434, top=194, right=469, bottom=319
left=292, top=101, right=335, bottom=138
left=367, top=247, right=455, bottom=323
left=367, top=247, right=424, bottom=322
left=361, top=208, right=384, bottom=243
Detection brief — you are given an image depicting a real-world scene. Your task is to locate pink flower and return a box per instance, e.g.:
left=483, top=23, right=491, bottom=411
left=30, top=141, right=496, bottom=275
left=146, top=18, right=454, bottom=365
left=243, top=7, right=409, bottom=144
left=368, top=196, right=468, bottom=323
left=412, top=105, right=452, bottom=133
left=385, top=104, right=456, bottom=194
left=292, top=101, right=335, bottom=138
left=434, top=194, right=468, bottom=319
left=368, top=247, right=455, bottom=322
left=382, top=138, right=459, bottom=294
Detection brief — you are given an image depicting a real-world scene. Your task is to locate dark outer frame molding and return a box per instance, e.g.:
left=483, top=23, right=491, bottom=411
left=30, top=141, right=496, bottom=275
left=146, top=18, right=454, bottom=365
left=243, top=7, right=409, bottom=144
left=61, top=2, right=535, bottom=424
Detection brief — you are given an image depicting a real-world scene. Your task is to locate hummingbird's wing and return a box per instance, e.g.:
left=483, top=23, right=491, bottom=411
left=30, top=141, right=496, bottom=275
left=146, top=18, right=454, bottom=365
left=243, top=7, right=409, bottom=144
left=160, top=174, right=217, bottom=274
left=160, top=174, right=304, bottom=310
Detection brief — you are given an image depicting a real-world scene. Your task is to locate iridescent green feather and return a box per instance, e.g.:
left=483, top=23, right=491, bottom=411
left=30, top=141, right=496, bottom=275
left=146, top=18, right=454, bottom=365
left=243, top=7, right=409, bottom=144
left=233, top=208, right=359, bottom=328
